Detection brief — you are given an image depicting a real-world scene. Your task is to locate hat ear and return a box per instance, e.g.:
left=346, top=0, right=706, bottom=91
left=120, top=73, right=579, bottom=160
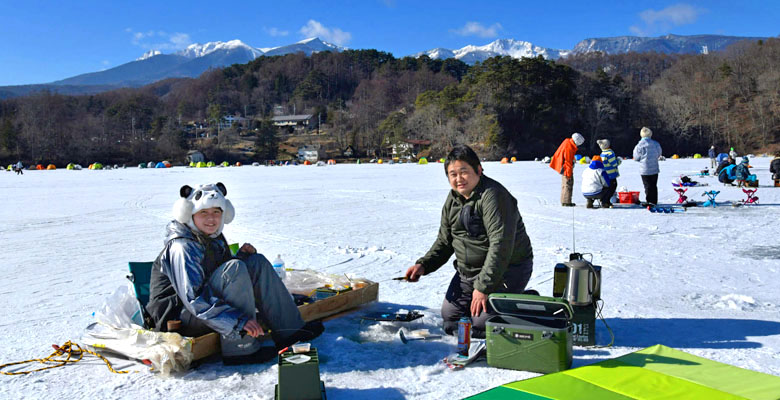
left=173, top=198, right=194, bottom=224
left=222, top=199, right=235, bottom=224
left=216, top=182, right=227, bottom=196
left=180, top=185, right=193, bottom=198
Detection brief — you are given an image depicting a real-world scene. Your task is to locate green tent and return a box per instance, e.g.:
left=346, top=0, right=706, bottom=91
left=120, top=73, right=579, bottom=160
left=468, top=345, right=780, bottom=400
left=138, top=163, right=146, bottom=168
left=418, top=157, right=428, bottom=165
left=206, top=161, right=216, bottom=167
left=220, top=161, right=229, bottom=167
left=196, top=161, right=207, bottom=168
left=66, top=163, right=75, bottom=170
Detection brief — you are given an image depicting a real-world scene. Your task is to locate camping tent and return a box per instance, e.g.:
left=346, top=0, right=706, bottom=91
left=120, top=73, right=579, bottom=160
left=327, top=159, right=336, bottom=165
left=206, top=161, right=215, bottom=167
left=500, top=157, right=509, bottom=164
left=575, top=154, right=583, bottom=161
left=138, top=163, right=146, bottom=169
left=155, top=162, right=166, bottom=168
left=693, top=153, right=702, bottom=158
left=220, top=161, right=229, bottom=167
left=66, top=163, right=75, bottom=170
left=36, top=164, right=44, bottom=170
left=195, top=161, right=206, bottom=168
left=511, top=157, right=517, bottom=162
left=162, top=161, right=172, bottom=168
left=672, top=154, right=680, bottom=159
left=303, top=160, right=312, bottom=165
left=46, top=164, right=56, bottom=170
left=468, top=344, right=780, bottom=400
left=90, top=163, right=103, bottom=170
left=252, top=162, right=260, bottom=166
left=235, top=162, right=242, bottom=167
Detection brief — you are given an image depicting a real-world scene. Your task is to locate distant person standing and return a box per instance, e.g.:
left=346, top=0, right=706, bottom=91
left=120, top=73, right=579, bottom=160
left=550, top=133, right=585, bottom=207
left=14, top=161, right=23, bottom=175
left=632, top=127, right=663, bottom=206
left=708, top=146, right=717, bottom=169
left=597, top=139, right=620, bottom=208
left=770, top=151, right=780, bottom=186
left=729, top=147, right=738, bottom=159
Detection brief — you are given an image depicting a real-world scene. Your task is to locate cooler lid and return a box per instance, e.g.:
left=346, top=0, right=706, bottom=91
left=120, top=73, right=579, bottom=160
left=488, top=293, right=573, bottom=320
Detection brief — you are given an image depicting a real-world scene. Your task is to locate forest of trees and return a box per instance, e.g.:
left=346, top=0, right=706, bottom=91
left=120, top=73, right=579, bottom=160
left=0, top=38, right=778, bottom=166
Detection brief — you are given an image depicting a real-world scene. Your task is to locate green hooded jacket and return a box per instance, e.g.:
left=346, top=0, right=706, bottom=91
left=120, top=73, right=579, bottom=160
left=416, top=175, right=533, bottom=293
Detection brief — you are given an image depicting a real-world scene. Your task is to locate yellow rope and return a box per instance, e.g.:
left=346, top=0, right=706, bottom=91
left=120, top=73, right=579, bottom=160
left=0, top=341, right=139, bottom=375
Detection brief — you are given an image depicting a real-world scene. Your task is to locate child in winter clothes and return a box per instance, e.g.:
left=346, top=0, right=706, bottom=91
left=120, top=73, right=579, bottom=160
left=146, top=182, right=323, bottom=365
left=581, top=160, right=611, bottom=208
left=597, top=139, right=620, bottom=208
left=735, top=156, right=752, bottom=187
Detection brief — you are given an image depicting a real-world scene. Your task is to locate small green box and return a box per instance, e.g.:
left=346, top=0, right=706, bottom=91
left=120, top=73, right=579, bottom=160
left=275, top=348, right=326, bottom=400
left=486, top=294, right=573, bottom=374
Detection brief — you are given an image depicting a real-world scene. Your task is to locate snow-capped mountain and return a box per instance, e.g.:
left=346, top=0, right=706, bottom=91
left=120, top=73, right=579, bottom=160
left=571, top=34, right=767, bottom=55
left=416, top=39, right=571, bottom=64
left=264, top=37, right=343, bottom=56
left=176, top=39, right=264, bottom=59
left=45, top=38, right=344, bottom=88
left=136, top=50, right=162, bottom=61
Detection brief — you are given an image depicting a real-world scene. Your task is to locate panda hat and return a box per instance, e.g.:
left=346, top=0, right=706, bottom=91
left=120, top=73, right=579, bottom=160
left=173, top=182, right=235, bottom=237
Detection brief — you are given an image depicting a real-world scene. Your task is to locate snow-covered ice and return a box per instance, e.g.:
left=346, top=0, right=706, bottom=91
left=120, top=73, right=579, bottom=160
left=1, top=156, right=779, bottom=399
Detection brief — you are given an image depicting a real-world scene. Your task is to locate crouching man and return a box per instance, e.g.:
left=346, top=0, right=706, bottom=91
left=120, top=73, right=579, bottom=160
left=405, top=145, right=534, bottom=339
left=146, top=182, right=323, bottom=365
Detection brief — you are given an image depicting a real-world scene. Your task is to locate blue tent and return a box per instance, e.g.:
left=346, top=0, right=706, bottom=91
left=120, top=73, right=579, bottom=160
left=574, top=154, right=583, bottom=161
left=155, top=162, right=166, bottom=168
left=717, top=152, right=729, bottom=163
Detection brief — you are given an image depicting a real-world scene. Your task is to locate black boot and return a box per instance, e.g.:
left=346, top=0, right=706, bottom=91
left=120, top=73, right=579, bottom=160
left=586, top=199, right=594, bottom=209
left=273, top=320, right=325, bottom=351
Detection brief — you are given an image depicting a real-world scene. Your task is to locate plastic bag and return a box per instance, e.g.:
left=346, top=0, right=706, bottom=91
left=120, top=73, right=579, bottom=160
left=82, top=322, right=193, bottom=375
left=94, top=283, right=145, bottom=329
left=282, top=269, right=355, bottom=295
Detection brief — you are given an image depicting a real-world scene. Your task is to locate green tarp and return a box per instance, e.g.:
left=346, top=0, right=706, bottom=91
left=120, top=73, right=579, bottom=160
left=468, top=345, right=780, bottom=400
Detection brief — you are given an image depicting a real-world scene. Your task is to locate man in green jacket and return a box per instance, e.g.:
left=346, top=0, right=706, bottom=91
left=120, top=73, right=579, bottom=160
left=405, top=145, right=534, bottom=338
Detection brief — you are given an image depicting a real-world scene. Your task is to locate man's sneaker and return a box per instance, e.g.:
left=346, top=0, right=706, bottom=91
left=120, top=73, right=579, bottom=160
left=273, top=320, right=325, bottom=351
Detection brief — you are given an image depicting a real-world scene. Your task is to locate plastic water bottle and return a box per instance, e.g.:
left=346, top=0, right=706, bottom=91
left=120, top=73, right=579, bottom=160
left=272, top=254, right=286, bottom=280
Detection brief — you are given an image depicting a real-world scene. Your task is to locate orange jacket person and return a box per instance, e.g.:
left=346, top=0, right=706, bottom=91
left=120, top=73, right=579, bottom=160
left=550, top=133, right=584, bottom=206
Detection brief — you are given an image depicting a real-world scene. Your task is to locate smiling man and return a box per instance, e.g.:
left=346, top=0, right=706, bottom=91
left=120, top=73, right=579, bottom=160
left=405, top=145, right=534, bottom=338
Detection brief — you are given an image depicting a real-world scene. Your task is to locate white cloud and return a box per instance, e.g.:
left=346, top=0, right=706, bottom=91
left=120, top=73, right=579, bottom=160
left=264, top=27, right=289, bottom=37
left=127, top=29, right=193, bottom=52
left=630, top=3, right=705, bottom=36
left=299, top=20, right=351, bottom=45
left=451, top=22, right=503, bottom=38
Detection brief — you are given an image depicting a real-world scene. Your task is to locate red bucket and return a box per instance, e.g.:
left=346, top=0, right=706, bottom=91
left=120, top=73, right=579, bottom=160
left=618, top=191, right=640, bottom=204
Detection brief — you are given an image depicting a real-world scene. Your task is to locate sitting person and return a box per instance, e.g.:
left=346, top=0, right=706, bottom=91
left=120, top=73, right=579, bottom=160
left=735, top=156, right=752, bottom=187
left=715, top=155, right=735, bottom=175
left=718, top=163, right=737, bottom=185
left=770, top=151, right=780, bottom=186
left=581, top=159, right=611, bottom=208
left=146, top=182, right=323, bottom=365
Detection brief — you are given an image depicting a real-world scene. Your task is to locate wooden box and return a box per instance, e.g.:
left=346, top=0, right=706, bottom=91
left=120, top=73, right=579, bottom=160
left=190, top=281, right=378, bottom=360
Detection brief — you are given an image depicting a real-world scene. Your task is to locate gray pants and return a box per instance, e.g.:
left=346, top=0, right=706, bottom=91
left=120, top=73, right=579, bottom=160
left=179, top=253, right=304, bottom=339
left=441, top=260, right=533, bottom=336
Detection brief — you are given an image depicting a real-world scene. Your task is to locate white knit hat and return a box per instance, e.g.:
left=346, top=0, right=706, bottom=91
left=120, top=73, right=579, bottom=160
left=597, top=139, right=610, bottom=150
left=640, top=127, right=653, bottom=138
left=571, top=132, right=585, bottom=146
left=173, top=182, right=235, bottom=237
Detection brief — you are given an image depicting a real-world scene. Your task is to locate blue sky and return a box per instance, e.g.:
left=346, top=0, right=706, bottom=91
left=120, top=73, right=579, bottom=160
left=1, top=0, right=777, bottom=86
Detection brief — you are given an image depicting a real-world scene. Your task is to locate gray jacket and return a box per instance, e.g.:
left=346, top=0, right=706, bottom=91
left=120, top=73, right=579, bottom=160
left=633, top=138, right=663, bottom=175
left=146, top=220, right=246, bottom=335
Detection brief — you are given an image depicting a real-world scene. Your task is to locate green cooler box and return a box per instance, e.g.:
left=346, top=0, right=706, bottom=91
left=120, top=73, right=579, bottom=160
left=486, top=294, right=573, bottom=374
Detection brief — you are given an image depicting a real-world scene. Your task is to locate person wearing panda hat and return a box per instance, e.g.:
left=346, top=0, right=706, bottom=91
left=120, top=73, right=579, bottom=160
left=146, top=182, right=323, bottom=365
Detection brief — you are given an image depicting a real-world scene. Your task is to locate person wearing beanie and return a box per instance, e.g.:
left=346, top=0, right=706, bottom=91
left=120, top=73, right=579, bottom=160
left=550, top=133, right=585, bottom=206
left=597, top=139, right=620, bottom=208
left=146, top=182, right=324, bottom=365
left=581, top=159, right=611, bottom=209
left=735, top=156, right=752, bottom=187
left=632, top=127, right=663, bottom=206
left=708, top=145, right=717, bottom=169
left=405, top=144, right=534, bottom=339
